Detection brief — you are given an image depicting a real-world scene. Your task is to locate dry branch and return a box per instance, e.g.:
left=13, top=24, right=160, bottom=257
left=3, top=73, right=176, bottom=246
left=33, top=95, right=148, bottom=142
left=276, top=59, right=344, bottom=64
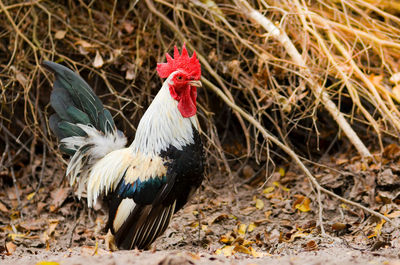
left=236, top=0, right=372, bottom=159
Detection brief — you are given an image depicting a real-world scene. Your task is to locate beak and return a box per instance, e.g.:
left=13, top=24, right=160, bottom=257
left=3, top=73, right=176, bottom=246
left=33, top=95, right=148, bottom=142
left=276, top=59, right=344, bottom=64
left=188, top=80, right=202, bottom=87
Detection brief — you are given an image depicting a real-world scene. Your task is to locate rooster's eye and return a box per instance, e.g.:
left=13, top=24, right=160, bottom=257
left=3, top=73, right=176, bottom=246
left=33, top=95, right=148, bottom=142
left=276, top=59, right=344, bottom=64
left=177, top=76, right=182, bottom=80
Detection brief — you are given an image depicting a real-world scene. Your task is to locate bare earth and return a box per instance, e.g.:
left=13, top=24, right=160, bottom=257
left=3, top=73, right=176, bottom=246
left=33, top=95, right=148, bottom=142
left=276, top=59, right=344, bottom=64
left=2, top=246, right=400, bottom=265
left=1, top=155, right=400, bottom=265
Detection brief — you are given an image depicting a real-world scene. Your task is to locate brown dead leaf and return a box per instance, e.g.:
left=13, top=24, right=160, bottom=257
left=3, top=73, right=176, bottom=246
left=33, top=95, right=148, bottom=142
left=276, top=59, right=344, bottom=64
left=5, top=241, right=16, bottom=254
left=37, top=202, right=47, bottom=214
left=383, top=144, right=400, bottom=159
left=234, top=244, right=251, bottom=255
left=19, top=219, right=46, bottom=231
left=293, top=195, right=311, bottom=212
left=242, top=165, right=255, bottom=179
left=377, top=169, right=400, bottom=186
left=303, top=240, right=318, bottom=251
left=387, top=210, right=400, bottom=218
left=248, top=246, right=265, bottom=257
left=0, top=201, right=8, bottom=213
left=54, top=30, right=66, bottom=40
left=208, top=214, right=229, bottom=225
left=93, top=51, right=104, bottom=68
left=125, top=63, right=135, bottom=80
left=41, top=219, right=59, bottom=250
left=280, top=230, right=309, bottom=243
left=75, top=40, right=96, bottom=48
left=331, top=222, right=351, bottom=232
left=50, top=187, right=69, bottom=211
left=335, top=157, right=349, bottom=165
left=122, top=21, right=134, bottom=34
left=220, top=234, right=234, bottom=244
left=0, top=245, right=11, bottom=256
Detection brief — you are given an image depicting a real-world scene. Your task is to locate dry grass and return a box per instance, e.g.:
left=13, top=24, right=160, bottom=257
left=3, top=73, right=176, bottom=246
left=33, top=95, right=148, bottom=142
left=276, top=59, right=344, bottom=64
left=1, top=0, right=400, bottom=224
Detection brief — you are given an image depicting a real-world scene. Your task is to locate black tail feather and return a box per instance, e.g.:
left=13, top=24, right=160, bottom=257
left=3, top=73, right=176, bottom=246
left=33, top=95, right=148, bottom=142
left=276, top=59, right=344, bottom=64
left=114, top=203, right=176, bottom=250
left=43, top=61, right=117, bottom=154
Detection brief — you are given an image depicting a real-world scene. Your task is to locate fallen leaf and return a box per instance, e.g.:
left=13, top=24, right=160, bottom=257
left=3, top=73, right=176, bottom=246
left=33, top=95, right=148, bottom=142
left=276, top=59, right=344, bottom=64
left=281, top=230, right=309, bottom=242
left=5, top=242, right=16, bottom=254
left=216, top=245, right=234, bottom=256
left=0, top=245, right=11, bottom=256
left=122, top=21, right=134, bottom=34
left=262, top=186, right=274, bottom=194
left=93, top=51, right=104, bottom=68
left=303, top=240, right=318, bottom=251
left=387, top=210, right=400, bottom=218
left=273, top=181, right=290, bottom=192
left=209, top=214, right=229, bottom=224
left=249, top=246, right=264, bottom=257
left=368, top=219, right=386, bottom=239
left=189, top=221, right=199, bottom=228
left=248, top=222, right=256, bottom=232
left=75, top=40, right=96, bottom=48
left=293, top=195, right=311, bottom=212
left=26, top=192, right=35, bottom=201
left=54, top=30, right=66, bottom=39
left=20, top=219, right=45, bottom=231
left=238, top=224, right=247, bottom=235
left=383, top=144, right=400, bottom=159
left=125, top=64, right=135, bottom=80
left=242, top=165, right=255, bottom=179
left=41, top=219, right=59, bottom=250
left=255, top=199, right=264, bottom=210
left=36, top=261, right=60, bottom=265
left=8, top=233, right=30, bottom=241
left=220, top=234, right=234, bottom=244
left=331, top=222, right=351, bottom=232
left=234, top=245, right=251, bottom=255
left=0, top=201, right=8, bottom=212
left=50, top=188, right=69, bottom=211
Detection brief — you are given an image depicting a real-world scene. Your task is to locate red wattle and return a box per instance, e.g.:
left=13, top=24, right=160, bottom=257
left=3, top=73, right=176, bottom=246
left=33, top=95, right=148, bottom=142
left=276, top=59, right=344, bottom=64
left=178, top=86, right=197, bottom=117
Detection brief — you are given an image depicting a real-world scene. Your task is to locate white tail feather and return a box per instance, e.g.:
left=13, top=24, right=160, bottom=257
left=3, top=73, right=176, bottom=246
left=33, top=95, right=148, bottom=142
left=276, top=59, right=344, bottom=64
left=61, top=124, right=127, bottom=200
left=86, top=148, right=134, bottom=207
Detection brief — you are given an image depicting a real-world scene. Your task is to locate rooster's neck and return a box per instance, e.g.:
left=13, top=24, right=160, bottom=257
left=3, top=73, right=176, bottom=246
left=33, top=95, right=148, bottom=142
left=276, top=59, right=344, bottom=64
left=130, top=73, right=198, bottom=156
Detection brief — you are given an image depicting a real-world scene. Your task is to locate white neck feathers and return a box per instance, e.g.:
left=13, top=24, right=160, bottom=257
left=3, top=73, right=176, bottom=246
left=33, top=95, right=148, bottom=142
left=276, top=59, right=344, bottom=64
left=130, top=73, right=198, bottom=156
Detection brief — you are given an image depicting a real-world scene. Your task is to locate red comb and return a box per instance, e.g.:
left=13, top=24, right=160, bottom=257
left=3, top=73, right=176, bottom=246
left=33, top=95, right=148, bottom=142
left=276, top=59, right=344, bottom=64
left=157, top=44, right=201, bottom=79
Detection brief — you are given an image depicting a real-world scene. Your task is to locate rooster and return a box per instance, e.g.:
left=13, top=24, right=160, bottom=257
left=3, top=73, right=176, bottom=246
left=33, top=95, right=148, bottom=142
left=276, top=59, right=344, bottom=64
left=43, top=45, right=204, bottom=250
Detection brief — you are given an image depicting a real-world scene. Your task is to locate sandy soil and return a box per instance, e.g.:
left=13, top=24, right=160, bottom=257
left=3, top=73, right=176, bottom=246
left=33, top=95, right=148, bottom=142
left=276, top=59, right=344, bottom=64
left=1, top=242, right=399, bottom=265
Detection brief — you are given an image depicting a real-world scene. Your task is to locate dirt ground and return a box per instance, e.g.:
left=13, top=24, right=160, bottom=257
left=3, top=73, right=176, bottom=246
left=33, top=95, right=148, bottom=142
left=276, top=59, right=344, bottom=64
left=1, top=151, right=400, bottom=265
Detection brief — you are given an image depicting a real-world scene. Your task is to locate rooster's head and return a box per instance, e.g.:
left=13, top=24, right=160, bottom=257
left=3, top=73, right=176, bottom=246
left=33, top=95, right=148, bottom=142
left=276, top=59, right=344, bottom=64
left=157, top=44, right=201, bottom=118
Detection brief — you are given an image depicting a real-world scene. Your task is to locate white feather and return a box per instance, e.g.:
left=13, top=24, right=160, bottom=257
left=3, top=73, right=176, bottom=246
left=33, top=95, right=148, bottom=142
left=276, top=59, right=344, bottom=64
left=130, top=71, right=198, bottom=156
left=61, top=125, right=127, bottom=199
left=113, top=198, right=136, bottom=231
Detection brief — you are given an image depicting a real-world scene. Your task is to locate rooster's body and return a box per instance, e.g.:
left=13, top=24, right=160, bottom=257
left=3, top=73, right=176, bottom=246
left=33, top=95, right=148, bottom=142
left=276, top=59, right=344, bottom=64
left=43, top=45, right=204, bottom=250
